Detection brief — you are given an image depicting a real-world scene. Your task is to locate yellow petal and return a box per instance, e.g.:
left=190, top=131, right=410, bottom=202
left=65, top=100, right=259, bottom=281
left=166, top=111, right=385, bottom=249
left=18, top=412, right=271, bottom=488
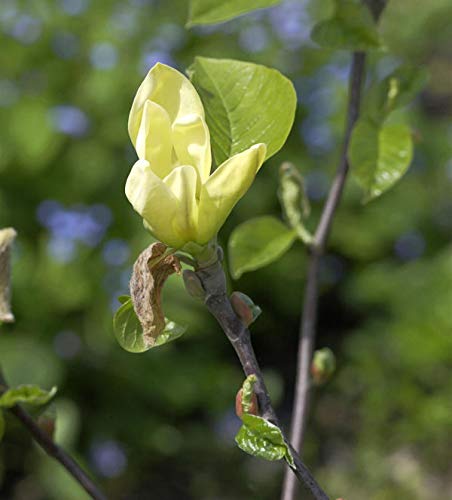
left=172, top=113, right=211, bottom=184
left=197, top=144, right=267, bottom=244
left=129, top=63, right=206, bottom=147
left=135, top=100, right=173, bottom=178
left=163, top=165, right=199, bottom=243
left=125, top=160, right=184, bottom=248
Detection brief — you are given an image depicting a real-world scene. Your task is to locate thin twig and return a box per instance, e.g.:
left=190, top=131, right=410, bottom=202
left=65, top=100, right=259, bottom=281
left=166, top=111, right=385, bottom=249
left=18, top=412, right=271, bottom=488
left=280, top=51, right=366, bottom=500
left=281, top=0, right=388, bottom=494
left=195, top=259, right=329, bottom=500
left=0, top=371, right=107, bottom=500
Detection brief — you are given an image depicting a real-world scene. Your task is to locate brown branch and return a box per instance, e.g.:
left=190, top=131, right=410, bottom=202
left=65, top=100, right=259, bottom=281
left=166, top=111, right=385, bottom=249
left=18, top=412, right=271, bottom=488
left=194, top=258, right=329, bottom=500
left=280, top=51, right=366, bottom=500
left=0, top=372, right=107, bottom=500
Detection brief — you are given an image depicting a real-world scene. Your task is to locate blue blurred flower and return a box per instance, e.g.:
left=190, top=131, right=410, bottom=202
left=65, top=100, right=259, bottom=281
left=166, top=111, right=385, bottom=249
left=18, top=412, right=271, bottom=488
left=90, top=440, right=127, bottom=478
left=110, top=6, right=137, bottom=35
left=394, top=231, right=425, bottom=261
left=49, top=105, right=90, bottom=137
left=37, top=201, right=112, bottom=261
left=48, top=236, right=77, bottom=263
left=59, top=0, right=90, bottom=16
left=300, top=120, right=334, bottom=154
left=140, top=50, right=175, bottom=75
left=305, top=171, right=329, bottom=201
left=9, top=14, right=42, bottom=45
left=102, top=239, right=130, bottom=267
left=53, top=330, right=82, bottom=359
left=268, top=0, right=311, bottom=50
left=52, top=32, right=79, bottom=60
left=90, top=42, right=118, bottom=70
left=239, top=24, right=269, bottom=53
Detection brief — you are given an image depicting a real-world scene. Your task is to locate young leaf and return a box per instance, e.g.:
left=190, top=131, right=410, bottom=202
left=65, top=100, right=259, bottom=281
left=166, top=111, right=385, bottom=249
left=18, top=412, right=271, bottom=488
left=235, top=414, right=294, bottom=467
left=0, top=385, right=57, bottom=409
left=348, top=118, right=413, bottom=202
left=113, top=298, right=148, bottom=353
left=362, top=65, right=429, bottom=123
left=311, top=0, right=381, bottom=51
left=117, top=294, right=131, bottom=304
left=278, top=163, right=313, bottom=244
left=0, top=411, right=4, bottom=441
left=189, top=57, right=297, bottom=166
left=240, top=374, right=258, bottom=415
left=228, top=216, right=297, bottom=279
left=113, top=298, right=186, bottom=353
left=154, top=320, right=187, bottom=347
left=187, top=0, right=281, bottom=27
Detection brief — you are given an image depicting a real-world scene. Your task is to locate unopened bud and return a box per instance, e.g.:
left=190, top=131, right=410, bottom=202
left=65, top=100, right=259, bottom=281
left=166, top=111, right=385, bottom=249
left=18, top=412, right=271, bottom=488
left=230, top=292, right=261, bottom=326
left=235, top=374, right=259, bottom=418
left=182, top=270, right=205, bottom=299
left=37, top=404, right=57, bottom=439
left=311, top=347, right=336, bottom=385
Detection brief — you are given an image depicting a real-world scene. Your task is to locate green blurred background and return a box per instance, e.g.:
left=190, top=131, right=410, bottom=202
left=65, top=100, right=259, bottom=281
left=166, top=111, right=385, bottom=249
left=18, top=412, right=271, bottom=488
left=1, top=0, right=451, bottom=498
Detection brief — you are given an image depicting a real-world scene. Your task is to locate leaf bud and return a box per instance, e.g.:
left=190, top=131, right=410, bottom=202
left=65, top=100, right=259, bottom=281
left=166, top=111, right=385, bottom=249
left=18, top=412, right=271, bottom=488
left=311, top=347, right=336, bottom=385
left=230, top=292, right=261, bottom=326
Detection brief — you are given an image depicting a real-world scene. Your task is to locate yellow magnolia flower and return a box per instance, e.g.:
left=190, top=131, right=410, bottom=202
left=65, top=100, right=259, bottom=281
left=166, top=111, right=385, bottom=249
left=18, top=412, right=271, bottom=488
left=126, top=63, right=267, bottom=250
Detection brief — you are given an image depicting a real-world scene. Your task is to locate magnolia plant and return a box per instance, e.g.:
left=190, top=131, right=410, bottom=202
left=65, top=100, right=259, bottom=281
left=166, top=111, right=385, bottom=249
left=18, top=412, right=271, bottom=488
left=112, top=0, right=428, bottom=496
left=0, top=1, right=430, bottom=499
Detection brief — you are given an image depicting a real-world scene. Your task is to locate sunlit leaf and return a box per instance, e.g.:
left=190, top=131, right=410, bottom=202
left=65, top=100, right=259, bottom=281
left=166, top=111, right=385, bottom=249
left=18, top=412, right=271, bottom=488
left=349, top=119, right=413, bottom=201
left=0, top=385, right=57, bottom=409
left=228, top=216, right=297, bottom=279
left=235, top=414, right=294, bottom=467
left=189, top=57, right=297, bottom=166
left=311, top=0, right=381, bottom=51
left=113, top=298, right=186, bottom=353
left=187, top=0, right=281, bottom=27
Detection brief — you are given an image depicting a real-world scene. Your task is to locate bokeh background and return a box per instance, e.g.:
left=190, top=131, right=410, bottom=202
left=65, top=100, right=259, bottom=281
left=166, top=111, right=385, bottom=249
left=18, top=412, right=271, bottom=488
left=1, top=0, right=452, bottom=498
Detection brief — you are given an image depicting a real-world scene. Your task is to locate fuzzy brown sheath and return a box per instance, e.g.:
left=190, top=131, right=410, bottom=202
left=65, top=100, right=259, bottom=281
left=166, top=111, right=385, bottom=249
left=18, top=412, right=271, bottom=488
left=129, top=242, right=181, bottom=347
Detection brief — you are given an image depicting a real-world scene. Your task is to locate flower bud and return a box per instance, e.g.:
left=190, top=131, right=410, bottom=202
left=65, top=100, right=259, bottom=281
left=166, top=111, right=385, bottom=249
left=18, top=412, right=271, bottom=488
left=311, top=347, right=336, bottom=385
left=230, top=292, right=261, bottom=326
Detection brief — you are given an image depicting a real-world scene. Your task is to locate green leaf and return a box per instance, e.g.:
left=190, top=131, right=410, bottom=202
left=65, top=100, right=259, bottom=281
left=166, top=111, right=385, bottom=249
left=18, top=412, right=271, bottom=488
left=113, top=298, right=186, bottom=353
left=117, top=294, right=131, bottom=304
left=241, top=374, right=258, bottom=414
left=278, top=162, right=313, bottom=244
left=0, top=385, right=57, bottom=409
left=311, top=0, right=381, bottom=51
left=187, top=0, right=281, bottom=27
left=362, top=66, right=429, bottom=123
left=349, top=118, right=413, bottom=201
left=189, top=57, right=297, bottom=166
left=0, top=411, right=4, bottom=442
left=113, top=298, right=148, bottom=353
left=155, top=319, right=187, bottom=347
left=228, top=216, right=297, bottom=279
left=235, top=414, right=294, bottom=467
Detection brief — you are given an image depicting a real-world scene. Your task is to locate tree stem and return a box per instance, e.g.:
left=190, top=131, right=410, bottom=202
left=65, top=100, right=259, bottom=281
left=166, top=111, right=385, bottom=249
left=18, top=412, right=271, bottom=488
left=195, top=259, right=329, bottom=500
left=0, top=371, right=107, bottom=500
left=280, top=51, right=367, bottom=500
